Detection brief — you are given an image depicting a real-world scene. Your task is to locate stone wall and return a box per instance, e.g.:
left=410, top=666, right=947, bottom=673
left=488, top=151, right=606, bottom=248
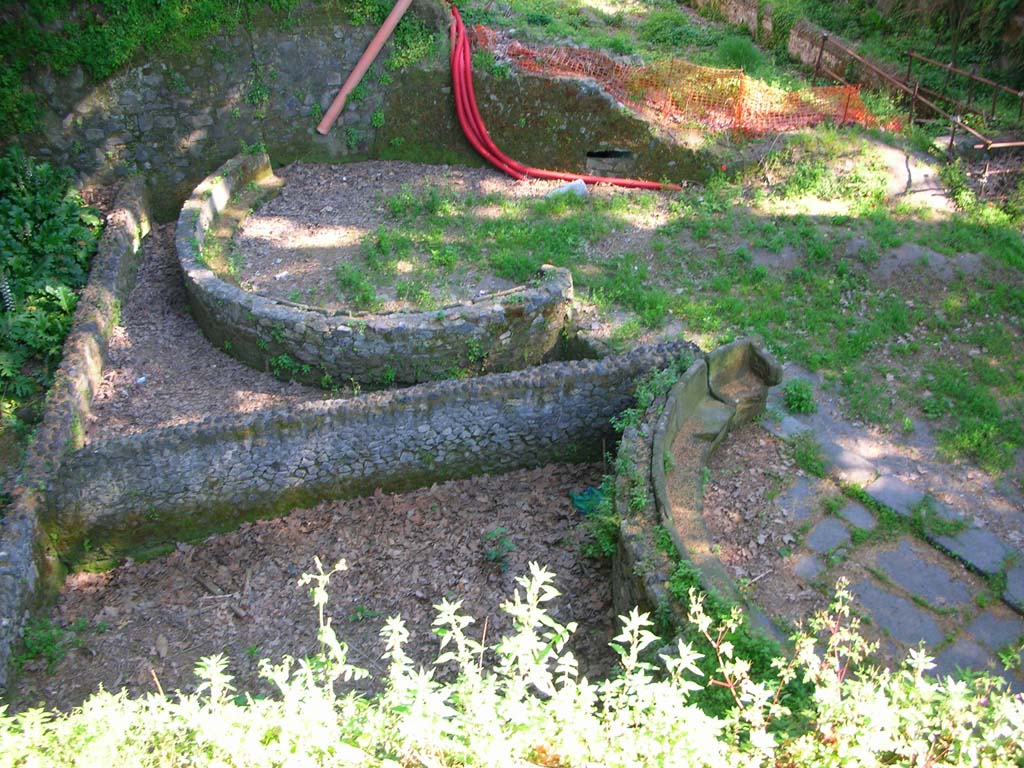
left=47, top=342, right=696, bottom=569
left=611, top=339, right=783, bottom=642
left=18, top=1, right=710, bottom=222
left=685, top=0, right=907, bottom=93
left=177, top=154, right=575, bottom=387
left=0, top=181, right=151, bottom=692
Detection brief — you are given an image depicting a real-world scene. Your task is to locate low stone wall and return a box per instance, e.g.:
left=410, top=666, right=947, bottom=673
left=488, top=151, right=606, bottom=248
left=685, top=0, right=906, bottom=93
left=0, top=181, right=152, bottom=692
left=47, top=341, right=696, bottom=569
left=177, top=154, right=575, bottom=387
left=612, top=338, right=783, bottom=640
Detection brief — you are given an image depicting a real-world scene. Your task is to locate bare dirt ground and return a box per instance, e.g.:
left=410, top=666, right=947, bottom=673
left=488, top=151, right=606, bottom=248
left=12, top=464, right=615, bottom=712
left=85, top=223, right=328, bottom=443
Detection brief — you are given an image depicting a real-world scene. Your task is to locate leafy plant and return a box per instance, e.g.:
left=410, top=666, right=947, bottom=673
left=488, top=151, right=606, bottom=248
left=1, top=148, right=101, bottom=427
left=482, top=526, right=515, bottom=569
left=782, top=378, right=817, bottom=414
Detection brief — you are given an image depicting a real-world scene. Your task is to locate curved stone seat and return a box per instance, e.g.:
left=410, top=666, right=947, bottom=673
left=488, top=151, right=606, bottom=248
left=613, top=337, right=784, bottom=639
left=175, top=153, right=576, bottom=388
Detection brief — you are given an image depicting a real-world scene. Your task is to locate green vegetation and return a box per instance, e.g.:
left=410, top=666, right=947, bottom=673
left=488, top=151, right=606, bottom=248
left=482, top=526, right=516, bottom=569
left=5, top=561, right=1022, bottom=766
left=782, top=378, right=817, bottom=414
left=13, top=617, right=105, bottom=673
left=0, top=148, right=101, bottom=431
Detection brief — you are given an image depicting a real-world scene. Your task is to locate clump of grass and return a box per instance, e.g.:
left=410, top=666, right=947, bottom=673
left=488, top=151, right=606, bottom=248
left=783, top=378, right=817, bottom=414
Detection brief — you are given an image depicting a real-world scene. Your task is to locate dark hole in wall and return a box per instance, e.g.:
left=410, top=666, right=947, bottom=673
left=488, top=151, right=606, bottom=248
left=586, top=149, right=634, bottom=160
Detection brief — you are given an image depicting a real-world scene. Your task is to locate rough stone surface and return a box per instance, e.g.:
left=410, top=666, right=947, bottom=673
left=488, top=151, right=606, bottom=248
left=1005, top=565, right=1024, bottom=612
left=866, top=475, right=927, bottom=517
left=793, top=554, right=825, bottom=581
left=806, top=518, right=851, bottom=555
left=0, top=182, right=151, bottom=692
left=875, top=539, right=973, bottom=608
left=933, top=638, right=1002, bottom=680
left=837, top=500, right=876, bottom=530
left=820, top=440, right=877, bottom=485
left=851, top=579, right=945, bottom=647
left=48, top=341, right=696, bottom=566
left=932, top=527, right=1013, bottom=577
left=773, top=477, right=820, bottom=521
left=177, top=154, right=576, bottom=387
left=967, top=611, right=1024, bottom=652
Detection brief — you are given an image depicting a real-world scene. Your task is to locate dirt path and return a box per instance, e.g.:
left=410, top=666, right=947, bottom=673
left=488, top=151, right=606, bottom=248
left=12, top=464, right=615, bottom=712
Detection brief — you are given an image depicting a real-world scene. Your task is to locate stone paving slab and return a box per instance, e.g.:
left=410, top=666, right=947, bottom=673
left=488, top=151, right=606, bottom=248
left=865, top=475, right=925, bottom=517
left=851, top=579, right=945, bottom=646
left=761, top=414, right=807, bottom=441
left=772, top=477, right=821, bottom=521
left=837, top=501, right=875, bottom=530
left=931, top=527, right=1013, bottom=577
left=806, top=517, right=850, bottom=555
left=933, top=638, right=1002, bottom=680
left=1004, top=565, right=1024, bottom=612
left=966, top=611, right=1024, bottom=652
left=820, top=440, right=877, bottom=485
left=793, top=554, right=825, bottom=581
left=875, top=538, right=973, bottom=608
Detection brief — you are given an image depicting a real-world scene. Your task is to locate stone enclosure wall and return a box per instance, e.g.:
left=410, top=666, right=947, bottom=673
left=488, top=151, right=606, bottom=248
left=47, top=341, right=696, bottom=570
left=0, top=182, right=152, bottom=691
left=178, top=154, right=575, bottom=387
left=612, top=338, right=783, bottom=640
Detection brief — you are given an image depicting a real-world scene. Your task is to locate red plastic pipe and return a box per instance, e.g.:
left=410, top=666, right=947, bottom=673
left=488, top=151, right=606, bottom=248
left=449, top=5, right=680, bottom=191
left=317, top=0, right=414, bottom=135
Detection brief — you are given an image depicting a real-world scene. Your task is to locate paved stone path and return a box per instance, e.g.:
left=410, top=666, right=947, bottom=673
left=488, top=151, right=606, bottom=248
left=761, top=363, right=1024, bottom=692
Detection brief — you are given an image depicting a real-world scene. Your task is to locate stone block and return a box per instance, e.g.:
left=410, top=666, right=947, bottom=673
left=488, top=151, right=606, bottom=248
left=837, top=500, right=876, bottom=530
left=865, top=476, right=926, bottom=517
left=821, top=440, right=877, bottom=485
left=875, top=538, right=973, bottom=608
left=851, top=579, right=944, bottom=646
left=931, top=527, right=1012, bottom=577
left=806, top=517, right=850, bottom=554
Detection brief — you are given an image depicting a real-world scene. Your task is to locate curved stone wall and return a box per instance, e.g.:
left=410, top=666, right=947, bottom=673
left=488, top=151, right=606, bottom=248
left=0, top=180, right=151, bottom=691
left=612, top=338, right=784, bottom=640
left=176, top=153, right=575, bottom=387
left=47, top=341, right=696, bottom=570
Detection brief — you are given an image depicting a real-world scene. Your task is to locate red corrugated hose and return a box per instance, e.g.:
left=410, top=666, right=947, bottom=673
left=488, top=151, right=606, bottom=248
left=448, top=3, right=680, bottom=191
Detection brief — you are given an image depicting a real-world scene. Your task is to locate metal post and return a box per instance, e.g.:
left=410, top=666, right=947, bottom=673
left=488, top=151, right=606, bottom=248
left=991, top=85, right=999, bottom=121
left=905, top=52, right=913, bottom=85
left=948, top=118, right=957, bottom=154
left=814, top=33, right=829, bottom=82
left=1018, top=91, right=1023, bottom=127
left=909, top=81, right=919, bottom=125
left=841, top=86, right=852, bottom=124
left=966, top=66, right=977, bottom=111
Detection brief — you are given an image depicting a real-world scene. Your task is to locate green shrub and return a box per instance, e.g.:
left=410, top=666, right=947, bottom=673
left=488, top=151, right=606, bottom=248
left=0, top=148, right=101, bottom=427
left=637, top=9, right=714, bottom=48
left=782, top=378, right=817, bottom=414
left=4, top=563, right=1022, bottom=766
left=712, top=34, right=766, bottom=73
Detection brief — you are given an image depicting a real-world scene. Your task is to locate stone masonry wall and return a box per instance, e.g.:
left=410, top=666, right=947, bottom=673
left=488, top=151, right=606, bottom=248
left=177, top=154, right=575, bottom=387
left=47, top=341, right=696, bottom=569
left=0, top=181, right=151, bottom=692
left=18, top=1, right=710, bottom=222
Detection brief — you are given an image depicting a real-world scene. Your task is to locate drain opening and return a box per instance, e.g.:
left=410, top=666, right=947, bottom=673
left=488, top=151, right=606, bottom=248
left=585, top=149, right=636, bottom=177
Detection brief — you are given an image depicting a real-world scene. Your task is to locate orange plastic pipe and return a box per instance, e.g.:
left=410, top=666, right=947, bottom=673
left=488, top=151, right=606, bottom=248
left=316, top=0, right=414, bottom=135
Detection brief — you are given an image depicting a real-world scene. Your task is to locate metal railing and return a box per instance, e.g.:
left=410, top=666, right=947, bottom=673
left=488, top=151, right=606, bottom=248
left=812, top=33, right=1024, bottom=152
left=907, top=51, right=1024, bottom=127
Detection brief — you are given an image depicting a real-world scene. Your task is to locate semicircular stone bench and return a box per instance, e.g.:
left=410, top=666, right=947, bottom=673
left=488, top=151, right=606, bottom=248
left=612, top=337, right=785, bottom=639
left=175, top=153, right=576, bottom=388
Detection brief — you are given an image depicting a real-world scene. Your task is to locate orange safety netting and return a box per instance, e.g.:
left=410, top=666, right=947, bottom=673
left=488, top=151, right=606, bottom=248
left=471, top=26, right=876, bottom=135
